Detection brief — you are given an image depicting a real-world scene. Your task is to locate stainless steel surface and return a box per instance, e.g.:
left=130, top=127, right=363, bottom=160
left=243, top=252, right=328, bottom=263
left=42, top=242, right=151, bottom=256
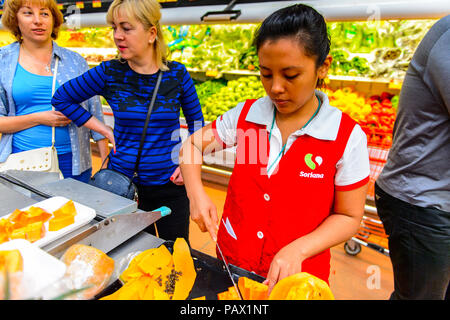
left=2, top=170, right=61, bottom=186
left=0, top=171, right=54, bottom=200
left=38, top=178, right=138, bottom=218
left=0, top=183, right=37, bottom=217
left=0, top=169, right=173, bottom=284
left=216, top=242, right=243, bottom=300
left=41, top=221, right=99, bottom=258
left=71, top=207, right=171, bottom=254
left=43, top=207, right=170, bottom=258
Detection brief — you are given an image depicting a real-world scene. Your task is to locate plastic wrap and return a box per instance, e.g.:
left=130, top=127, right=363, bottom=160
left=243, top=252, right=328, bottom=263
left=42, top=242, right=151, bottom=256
left=39, top=244, right=116, bottom=300
left=0, top=271, right=25, bottom=300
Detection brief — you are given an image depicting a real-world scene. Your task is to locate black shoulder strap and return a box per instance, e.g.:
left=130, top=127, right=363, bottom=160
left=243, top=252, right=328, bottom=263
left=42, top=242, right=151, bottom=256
left=132, top=70, right=163, bottom=179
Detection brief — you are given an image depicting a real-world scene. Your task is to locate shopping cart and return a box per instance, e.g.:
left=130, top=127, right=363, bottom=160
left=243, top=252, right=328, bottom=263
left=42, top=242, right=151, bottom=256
left=344, top=145, right=390, bottom=257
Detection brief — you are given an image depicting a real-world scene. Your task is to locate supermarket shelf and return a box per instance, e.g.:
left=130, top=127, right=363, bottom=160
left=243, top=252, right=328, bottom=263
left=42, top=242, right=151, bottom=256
left=84, top=61, right=404, bottom=87
left=34, top=0, right=450, bottom=28
left=186, top=67, right=404, bottom=88
left=328, top=75, right=402, bottom=86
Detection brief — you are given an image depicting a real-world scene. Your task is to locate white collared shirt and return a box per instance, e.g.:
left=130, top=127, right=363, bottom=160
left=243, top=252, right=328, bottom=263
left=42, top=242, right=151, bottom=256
left=214, top=90, right=370, bottom=187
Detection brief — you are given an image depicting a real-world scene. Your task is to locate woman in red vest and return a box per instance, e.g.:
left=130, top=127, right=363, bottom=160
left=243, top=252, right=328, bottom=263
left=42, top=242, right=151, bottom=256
left=180, top=4, right=370, bottom=293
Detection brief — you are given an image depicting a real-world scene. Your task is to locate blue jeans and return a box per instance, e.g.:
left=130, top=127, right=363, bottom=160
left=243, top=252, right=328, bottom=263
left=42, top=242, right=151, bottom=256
left=375, top=183, right=450, bottom=300
left=57, top=152, right=92, bottom=183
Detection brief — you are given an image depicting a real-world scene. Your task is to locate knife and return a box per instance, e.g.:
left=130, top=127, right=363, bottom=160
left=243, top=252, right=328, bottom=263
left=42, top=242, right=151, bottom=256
left=76, top=206, right=171, bottom=253
left=216, top=241, right=244, bottom=300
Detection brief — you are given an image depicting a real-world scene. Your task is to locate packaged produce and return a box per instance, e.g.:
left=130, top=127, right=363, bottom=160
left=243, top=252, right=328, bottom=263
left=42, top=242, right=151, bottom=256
left=59, top=244, right=115, bottom=299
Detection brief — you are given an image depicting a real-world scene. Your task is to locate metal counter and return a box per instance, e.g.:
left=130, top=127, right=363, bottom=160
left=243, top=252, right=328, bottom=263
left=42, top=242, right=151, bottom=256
left=0, top=171, right=162, bottom=257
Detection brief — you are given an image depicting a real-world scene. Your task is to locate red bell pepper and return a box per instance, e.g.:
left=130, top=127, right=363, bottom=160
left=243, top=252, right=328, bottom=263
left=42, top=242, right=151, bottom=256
left=380, top=92, right=394, bottom=101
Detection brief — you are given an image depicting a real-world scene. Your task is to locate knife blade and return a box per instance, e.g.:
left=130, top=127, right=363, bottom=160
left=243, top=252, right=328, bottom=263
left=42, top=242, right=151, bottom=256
left=76, top=206, right=171, bottom=253
left=216, top=241, right=244, bottom=300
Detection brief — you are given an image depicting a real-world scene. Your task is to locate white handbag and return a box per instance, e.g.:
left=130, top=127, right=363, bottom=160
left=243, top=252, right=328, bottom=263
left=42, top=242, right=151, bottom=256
left=0, top=58, right=63, bottom=178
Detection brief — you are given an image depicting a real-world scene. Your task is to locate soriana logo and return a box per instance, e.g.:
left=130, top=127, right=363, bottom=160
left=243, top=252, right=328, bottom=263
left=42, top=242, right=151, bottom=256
left=304, top=153, right=323, bottom=170
left=300, top=153, right=324, bottom=179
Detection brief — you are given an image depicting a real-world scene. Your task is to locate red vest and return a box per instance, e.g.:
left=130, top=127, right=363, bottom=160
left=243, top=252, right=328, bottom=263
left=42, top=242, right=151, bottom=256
left=216, top=99, right=357, bottom=283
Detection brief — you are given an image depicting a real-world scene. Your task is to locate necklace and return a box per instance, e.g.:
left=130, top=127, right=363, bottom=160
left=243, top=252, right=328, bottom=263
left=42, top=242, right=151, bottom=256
left=20, top=45, right=52, bottom=73
left=267, top=93, right=322, bottom=173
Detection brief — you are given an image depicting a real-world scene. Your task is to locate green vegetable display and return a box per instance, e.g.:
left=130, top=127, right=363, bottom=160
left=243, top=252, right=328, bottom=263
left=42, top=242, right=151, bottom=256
left=159, top=20, right=434, bottom=80
left=199, top=76, right=265, bottom=122
left=163, top=24, right=258, bottom=72
left=195, top=79, right=227, bottom=110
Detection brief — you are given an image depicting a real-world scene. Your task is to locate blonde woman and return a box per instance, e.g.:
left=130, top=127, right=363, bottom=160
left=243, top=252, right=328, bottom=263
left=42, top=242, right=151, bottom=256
left=0, top=0, right=109, bottom=182
left=51, top=0, right=204, bottom=242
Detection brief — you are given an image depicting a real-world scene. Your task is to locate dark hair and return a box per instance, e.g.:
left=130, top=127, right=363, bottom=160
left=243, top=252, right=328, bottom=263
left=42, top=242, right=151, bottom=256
left=254, top=4, right=331, bottom=68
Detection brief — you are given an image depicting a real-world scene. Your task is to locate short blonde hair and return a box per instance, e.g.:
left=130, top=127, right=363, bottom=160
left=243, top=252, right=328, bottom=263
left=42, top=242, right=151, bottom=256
left=1, top=0, right=64, bottom=42
left=107, top=0, right=169, bottom=71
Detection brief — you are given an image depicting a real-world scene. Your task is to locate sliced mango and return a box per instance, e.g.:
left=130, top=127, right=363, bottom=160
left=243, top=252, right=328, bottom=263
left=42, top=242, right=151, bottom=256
left=53, top=200, right=77, bottom=218
left=48, top=214, right=75, bottom=232
left=25, top=221, right=45, bottom=242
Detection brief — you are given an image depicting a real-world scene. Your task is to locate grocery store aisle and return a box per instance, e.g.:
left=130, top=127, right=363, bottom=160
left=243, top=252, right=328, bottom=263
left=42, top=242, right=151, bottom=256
left=92, top=156, right=393, bottom=300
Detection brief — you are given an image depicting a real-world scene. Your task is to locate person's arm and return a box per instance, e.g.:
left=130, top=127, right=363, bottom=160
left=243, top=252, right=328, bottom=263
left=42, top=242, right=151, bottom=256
left=180, top=102, right=242, bottom=240
left=51, top=62, right=115, bottom=151
left=0, top=80, right=70, bottom=133
left=180, top=64, right=205, bottom=135
left=52, top=63, right=107, bottom=128
left=0, top=111, right=71, bottom=133
left=77, top=56, right=110, bottom=165
left=171, top=64, right=205, bottom=185
left=83, top=117, right=115, bottom=153
left=179, top=123, right=222, bottom=241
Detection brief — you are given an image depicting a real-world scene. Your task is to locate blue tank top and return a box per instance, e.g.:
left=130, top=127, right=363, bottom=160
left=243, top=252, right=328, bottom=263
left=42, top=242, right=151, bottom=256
left=12, top=64, right=71, bottom=154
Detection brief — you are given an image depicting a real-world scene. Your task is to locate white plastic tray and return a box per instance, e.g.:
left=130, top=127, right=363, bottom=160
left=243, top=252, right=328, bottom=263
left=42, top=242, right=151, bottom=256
left=3, top=196, right=96, bottom=248
left=0, top=239, right=66, bottom=299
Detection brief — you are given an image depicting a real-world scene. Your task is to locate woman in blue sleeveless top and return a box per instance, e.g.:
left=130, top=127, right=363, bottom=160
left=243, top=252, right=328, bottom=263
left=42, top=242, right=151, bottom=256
left=0, top=0, right=109, bottom=182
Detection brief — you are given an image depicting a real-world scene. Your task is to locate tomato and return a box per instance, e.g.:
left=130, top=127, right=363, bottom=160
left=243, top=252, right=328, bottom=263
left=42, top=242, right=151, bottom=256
left=366, top=114, right=379, bottom=125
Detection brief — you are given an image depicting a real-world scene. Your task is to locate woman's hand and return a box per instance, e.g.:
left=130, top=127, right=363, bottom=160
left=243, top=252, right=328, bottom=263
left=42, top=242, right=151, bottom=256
left=170, top=166, right=184, bottom=185
left=0, top=111, right=72, bottom=134
left=103, top=127, right=116, bottom=154
left=38, top=110, right=72, bottom=127
left=263, top=241, right=306, bottom=295
left=189, top=190, right=219, bottom=242
left=83, top=117, right=116, bottom=153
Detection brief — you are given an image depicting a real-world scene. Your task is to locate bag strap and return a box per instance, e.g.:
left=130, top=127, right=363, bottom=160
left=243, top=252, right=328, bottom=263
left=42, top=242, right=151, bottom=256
left=100, top=71, right=163, bottom=180
left=51, top=57, right=59, bottom=148
left=133, top=70, right=163, bottom=180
